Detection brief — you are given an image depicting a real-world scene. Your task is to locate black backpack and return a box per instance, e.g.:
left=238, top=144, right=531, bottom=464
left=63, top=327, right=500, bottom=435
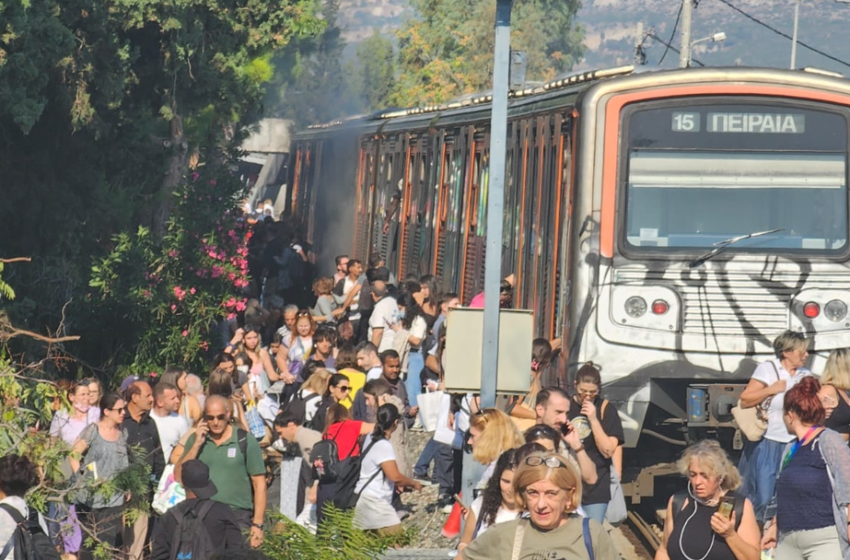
left=169, top=500, right=216, bottom=560
left=309, top=422, right=360, bottom=483
left=282, top=389, right=322, bottom=429
left=0, top=504, right=61, bottom=560
left=332, top=439, right=382, bottom=511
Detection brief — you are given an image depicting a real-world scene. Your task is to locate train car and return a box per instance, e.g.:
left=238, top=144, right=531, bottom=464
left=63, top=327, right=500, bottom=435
left=289, top=66, right=850, bottom=502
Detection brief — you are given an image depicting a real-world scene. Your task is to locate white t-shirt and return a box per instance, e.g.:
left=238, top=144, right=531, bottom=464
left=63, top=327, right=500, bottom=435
left=366, top=366, right=383, bottom=382
left=752, top=358, right=812, bottom=443
left=343, top=277, right=361, bottom=321
left=369, top=297, right=399, bottom=353
left=470, top=495, right=521, bottom=537
left=410, top=316, right=427, bottom=348
left=151, top=411, right=189, bottom=460
left=0, top=497, right=48, bottom=557
left=355, top=436, right=395, bottom=502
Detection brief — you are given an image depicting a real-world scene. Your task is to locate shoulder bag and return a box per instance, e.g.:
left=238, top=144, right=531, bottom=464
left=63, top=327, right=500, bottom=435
left=731, top=361, right=780, bottom=442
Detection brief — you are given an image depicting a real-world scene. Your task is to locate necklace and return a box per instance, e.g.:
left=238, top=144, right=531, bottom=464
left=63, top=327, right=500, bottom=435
left=678, top=486, right=720, bottom=560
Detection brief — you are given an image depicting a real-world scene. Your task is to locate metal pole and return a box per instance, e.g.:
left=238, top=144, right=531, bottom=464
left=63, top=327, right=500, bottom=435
left=679, top=0, right=693, bottom=68
left=461, top=0, right=512, bottom=530
left=790, top=0, right=801, bottom=69
left=480, top=0, right=511, bottom=410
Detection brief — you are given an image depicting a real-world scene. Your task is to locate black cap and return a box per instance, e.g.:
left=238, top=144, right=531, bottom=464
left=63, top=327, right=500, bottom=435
left=181, top=460, right=218, bottom=499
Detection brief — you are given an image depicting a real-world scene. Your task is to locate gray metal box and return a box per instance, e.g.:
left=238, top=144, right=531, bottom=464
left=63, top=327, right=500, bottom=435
left=444, top=307, right=534, bottom=394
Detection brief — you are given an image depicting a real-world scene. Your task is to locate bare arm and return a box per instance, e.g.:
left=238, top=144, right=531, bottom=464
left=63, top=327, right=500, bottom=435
left=509, top=398, right=537, bottom=420
left=612, top=445, right=623, bottom=479
left=655, top=497, right=674, bottom=560
left=585, top=401, right=618, bottom=458
left=380, top=459, right=422, bottom=489
left=564, top=425, right=598, bottom=485
left=259, top=349, right=280, bottom=383
left=68, top=437, right=89, bottom=474
left=458, top=507, right=477, bottom=548
left=739, top=377, right=783, bottom=409
left=174, top=422, right=208, bottom=483
left=718, top=499, right=760, bottom=560
left=359, top=422, right=376, bottom=435
left=251, top=473, right=267, bottom=528
left=371, top=327, right=383, bottom=347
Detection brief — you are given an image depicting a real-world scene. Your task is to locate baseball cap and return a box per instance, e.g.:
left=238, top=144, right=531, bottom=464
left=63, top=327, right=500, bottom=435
left=120, top=374, right=140, bottom=394
left=181, top=460, right=218, bottom=499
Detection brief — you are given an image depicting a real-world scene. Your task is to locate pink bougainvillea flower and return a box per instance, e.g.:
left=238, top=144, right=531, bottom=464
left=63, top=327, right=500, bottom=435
left=235, top=300, right=247, bottom=312
left=182, top=330, right=189, bottom=337
left=190, top=287, right=196, bottom=295
left=227, top=313, right=236, bottom=320
left=173, top=286, right=186, bottom=301
left=171, top=304, right=177, bottom=312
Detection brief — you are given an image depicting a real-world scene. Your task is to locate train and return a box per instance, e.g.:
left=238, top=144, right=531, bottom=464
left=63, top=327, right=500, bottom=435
left=286, top=65, right=850, bottom=504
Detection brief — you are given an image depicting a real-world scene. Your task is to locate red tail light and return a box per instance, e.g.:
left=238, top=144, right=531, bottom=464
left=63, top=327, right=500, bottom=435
left=803, top=302, right=821, bottom=319
left=651, top=300, right=670, bottom=315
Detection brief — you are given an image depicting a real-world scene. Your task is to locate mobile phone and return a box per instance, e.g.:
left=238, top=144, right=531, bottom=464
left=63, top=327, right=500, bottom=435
left=717, top=495, right=736, bottom=520
left=560, top=422, right=573, bottom=436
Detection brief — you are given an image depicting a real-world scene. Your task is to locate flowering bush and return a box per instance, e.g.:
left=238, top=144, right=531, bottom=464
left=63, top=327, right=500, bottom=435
left=88, top=169, right=250, bottom=374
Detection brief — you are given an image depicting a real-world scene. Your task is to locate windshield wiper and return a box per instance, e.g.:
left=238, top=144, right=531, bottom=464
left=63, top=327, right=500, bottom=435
left=688, top=228, right=785, bottom=268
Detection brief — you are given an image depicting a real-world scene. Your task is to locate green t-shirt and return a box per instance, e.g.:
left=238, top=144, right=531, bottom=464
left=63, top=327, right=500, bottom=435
left=462, top=515, right=617, bottom=560
left=182, top=428, right=265, bottom=511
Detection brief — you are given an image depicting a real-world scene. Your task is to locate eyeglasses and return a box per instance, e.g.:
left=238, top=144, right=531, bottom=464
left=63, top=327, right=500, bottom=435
left=525, top=456, right=567, bottom=469
left=107, top=408, right=126, bottom=414
left=337, top=386, right=351, bottom=392
left=576, top=389, right=599, bottom=397
left=204, top=414, right=228, bottom=421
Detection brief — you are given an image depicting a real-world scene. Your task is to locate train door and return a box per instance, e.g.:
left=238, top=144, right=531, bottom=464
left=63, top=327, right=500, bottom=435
left=354, top=138, right=377, bottom=260
left=426, top=131, right=448, bottom=280
left=437, top=127, right=470, bottom=294
left=460, top=130, right=489, bottom=304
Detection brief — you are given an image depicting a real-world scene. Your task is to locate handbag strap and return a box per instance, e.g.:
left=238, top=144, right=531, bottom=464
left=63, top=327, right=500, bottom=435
left=0, top=503, right=23, bottom=560
left=583, top=516, right=595, bottom=560
left=511, top=519, right=527, bottom=560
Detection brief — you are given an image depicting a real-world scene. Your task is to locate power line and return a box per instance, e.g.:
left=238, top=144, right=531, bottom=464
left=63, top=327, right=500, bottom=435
left=715, top=0, right=850, bottom=69
left=659, top=0, right=684, bottom=65
left=648, top=33, right=706, bottom=67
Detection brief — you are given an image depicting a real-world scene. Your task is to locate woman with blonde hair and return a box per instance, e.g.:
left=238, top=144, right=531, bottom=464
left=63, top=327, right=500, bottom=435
left=291, top=368, right=330, bottom=428
left=312, top=277, right=344, bottom=323
left=738, top=330, right=812, bottom=522
left=820, top=348, right=850, bottom=441
left=467, top=408, right=524, bottom=487
left=656, top=440, right=760, bottom=560
left=459, top=451, right=616, bottom=560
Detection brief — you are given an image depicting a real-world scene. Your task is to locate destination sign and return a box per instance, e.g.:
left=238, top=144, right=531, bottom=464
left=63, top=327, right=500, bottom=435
left=708, top=113, right=805, bottom=134
left=670, top=111, right=807, bottom=134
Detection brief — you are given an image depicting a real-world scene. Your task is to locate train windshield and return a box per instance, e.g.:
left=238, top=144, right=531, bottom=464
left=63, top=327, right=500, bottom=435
left=623, top=101, right=849, bottom=255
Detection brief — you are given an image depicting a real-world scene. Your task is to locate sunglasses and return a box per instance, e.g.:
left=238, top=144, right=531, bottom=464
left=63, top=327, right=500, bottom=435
left=337, top=386, right=351, bottom=392
left=525, top=455, right=567, bottom=469
left=204, top=414, right=228, bottom=421
left=296, top=310, right=311, bottom=317
left=107, top=407, right=126, bottom=414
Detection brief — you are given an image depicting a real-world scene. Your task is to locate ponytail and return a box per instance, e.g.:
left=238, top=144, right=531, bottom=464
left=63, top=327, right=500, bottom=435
left=372, top=403, right=401, bottom=441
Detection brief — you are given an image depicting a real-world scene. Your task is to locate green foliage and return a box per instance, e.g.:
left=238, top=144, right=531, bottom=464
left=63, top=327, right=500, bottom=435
left=262, top=506, right=413, bottom=560
left=392, top=0, right=585, bottom=106
left=350, top=30, right=396, bottom=112
left=86, top=170, right=250, bottom=374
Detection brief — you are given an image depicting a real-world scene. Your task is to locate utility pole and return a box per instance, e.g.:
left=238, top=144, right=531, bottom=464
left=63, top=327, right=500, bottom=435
left=679, top=0, right=693, bottom=68
left=635, top=22, right=645, bottom=65
left=790, top=0, right=801, bottom=69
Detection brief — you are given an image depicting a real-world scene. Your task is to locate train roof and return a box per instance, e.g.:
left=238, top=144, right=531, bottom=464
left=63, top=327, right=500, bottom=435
left=294, top=65, right=849, bottom=141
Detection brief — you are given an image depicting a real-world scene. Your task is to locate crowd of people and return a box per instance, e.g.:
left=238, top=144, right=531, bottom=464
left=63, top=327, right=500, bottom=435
left=3, top=213, right=850, bottom=560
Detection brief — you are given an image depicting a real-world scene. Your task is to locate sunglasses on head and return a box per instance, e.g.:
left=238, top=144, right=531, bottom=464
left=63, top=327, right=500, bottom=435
left=525, top=455, right=567, bottom=469
left=204, top=414, right=228, bottom=421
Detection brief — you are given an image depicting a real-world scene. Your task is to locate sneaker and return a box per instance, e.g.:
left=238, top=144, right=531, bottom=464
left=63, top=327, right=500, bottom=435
left=437, top=494, right=455, bottom=514
left=441, top=502, right=454, bottom=514
left=397, top=509, right=411, bottom=521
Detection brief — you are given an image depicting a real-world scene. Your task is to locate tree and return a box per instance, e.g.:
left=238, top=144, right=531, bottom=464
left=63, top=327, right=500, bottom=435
left=392, top=0, right=585, bottom=106
left=351, top=30, right=396, bottom=112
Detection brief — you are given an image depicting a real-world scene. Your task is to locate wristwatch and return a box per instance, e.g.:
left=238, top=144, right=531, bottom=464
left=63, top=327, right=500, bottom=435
left=573, top=444, right=586, bottom=453
left=251, top=522, right=264, bottom=530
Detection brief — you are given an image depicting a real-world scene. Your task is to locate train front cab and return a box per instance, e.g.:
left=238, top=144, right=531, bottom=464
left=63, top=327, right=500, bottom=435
left=569, top=68, right=850, bottom=503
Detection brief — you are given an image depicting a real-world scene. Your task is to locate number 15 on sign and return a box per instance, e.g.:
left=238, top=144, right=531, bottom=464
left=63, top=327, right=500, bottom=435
left=672, top=112, right=701, bottom=132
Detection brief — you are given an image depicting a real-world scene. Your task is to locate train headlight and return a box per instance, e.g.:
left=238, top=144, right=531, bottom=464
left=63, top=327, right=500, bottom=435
left=625, top=296, right=647, bottom=318
left=824, top=300, right=847, bottom=323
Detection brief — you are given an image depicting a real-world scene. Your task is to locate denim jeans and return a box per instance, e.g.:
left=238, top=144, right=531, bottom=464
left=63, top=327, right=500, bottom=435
left=413, top=438, right=453, bottom=495
left=739, top=436, right=786, bottom=523
left=405, top=350, right=424, bottom=408
left=583, top=503, right=608, bottom=525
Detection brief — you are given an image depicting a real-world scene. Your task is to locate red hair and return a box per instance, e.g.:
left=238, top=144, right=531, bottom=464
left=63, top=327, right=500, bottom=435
left=784, top=376, right=825, bottom=425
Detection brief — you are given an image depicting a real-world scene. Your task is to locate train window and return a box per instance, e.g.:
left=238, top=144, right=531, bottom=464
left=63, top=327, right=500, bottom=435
left=623, top=101, right=848, bottom=255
